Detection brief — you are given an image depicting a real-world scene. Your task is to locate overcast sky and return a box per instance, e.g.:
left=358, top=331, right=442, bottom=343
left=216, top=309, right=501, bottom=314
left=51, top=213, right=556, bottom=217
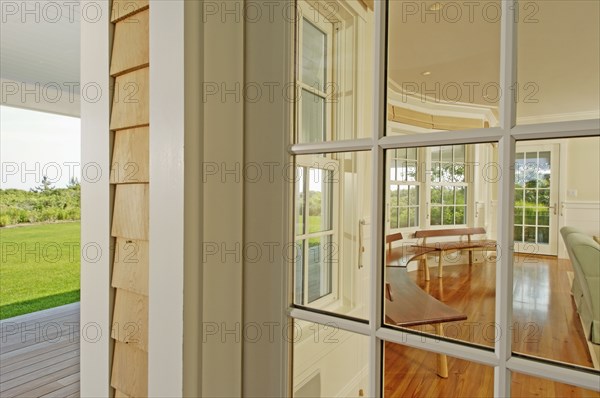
left=1, top=106, right=80, bottom=190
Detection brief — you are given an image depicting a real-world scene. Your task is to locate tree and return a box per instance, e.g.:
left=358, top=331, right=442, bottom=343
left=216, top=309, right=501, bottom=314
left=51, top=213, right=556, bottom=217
left=67, top=177, right=80, bottom=189
left=31, top=176, right=55, bottom=193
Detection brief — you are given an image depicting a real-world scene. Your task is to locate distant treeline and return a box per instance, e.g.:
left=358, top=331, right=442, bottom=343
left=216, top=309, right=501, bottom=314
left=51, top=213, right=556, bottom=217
left=0, top=178, right=80, bottom=227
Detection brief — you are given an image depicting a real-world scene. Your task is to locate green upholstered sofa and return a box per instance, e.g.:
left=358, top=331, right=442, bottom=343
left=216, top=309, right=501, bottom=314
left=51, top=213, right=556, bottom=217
left=561, top=227, right=600, bottom=345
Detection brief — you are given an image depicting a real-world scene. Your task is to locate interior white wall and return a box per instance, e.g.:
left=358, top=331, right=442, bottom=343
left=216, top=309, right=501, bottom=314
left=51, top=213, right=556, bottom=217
left=565, top=136, right=600, bottom=202
left=559, top=136, right=600, bottom=257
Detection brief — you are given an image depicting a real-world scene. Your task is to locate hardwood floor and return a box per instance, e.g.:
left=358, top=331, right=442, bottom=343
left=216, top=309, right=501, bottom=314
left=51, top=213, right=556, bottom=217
left=512, top=372, right=600, bottom=398
left=385, top=342, right=494, bottom=397
left=384, top=255, right=600, bottom=397
left=0, top=303, right=80, bottom=397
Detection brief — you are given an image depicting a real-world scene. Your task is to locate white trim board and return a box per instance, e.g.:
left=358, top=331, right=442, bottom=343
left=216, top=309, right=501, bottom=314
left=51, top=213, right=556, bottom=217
left=79, top=1, right=111, bottom=395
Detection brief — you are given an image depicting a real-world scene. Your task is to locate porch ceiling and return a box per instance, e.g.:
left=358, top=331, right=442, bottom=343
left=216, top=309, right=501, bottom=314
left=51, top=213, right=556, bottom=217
left=0, top=1, right=80, bottom=117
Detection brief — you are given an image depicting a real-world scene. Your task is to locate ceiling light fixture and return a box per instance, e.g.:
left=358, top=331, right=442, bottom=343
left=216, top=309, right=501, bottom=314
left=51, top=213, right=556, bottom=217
left=421, top=71, right=432, bottom=76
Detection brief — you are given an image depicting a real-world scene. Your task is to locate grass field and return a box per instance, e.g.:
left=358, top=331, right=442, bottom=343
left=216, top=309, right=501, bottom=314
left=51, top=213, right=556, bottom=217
left=0, top=222, right=80, bottom=319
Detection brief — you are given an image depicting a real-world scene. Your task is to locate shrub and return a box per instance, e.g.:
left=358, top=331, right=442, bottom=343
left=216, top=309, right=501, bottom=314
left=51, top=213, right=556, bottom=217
left=0, top=188, right=80, bottom=227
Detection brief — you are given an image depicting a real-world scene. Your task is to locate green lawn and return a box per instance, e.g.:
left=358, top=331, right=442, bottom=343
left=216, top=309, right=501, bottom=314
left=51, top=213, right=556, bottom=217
left=0, top=222, right=80, bottom=319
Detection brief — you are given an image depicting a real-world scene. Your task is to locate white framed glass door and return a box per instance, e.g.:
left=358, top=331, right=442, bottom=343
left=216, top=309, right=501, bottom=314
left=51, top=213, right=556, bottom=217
left=514, top=143, right=559, bottom=256
left=287, top=1, right=600, bottom=397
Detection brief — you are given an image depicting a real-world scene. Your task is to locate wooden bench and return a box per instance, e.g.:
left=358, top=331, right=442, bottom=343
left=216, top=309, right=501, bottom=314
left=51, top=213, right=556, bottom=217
left=385, top=235, right=468, bottom=377
left=386, top=233, right=437, bottom=280
left=414, top=227, right=496, bottom=279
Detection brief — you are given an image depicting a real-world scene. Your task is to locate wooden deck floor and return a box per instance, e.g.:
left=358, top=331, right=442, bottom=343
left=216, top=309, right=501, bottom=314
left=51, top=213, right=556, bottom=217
left=0, top=303, right=80, bottom=398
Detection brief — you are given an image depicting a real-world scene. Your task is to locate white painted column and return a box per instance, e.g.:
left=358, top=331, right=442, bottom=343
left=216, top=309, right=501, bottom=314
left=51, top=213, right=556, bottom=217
left=80, top=0, right=111, bottom=396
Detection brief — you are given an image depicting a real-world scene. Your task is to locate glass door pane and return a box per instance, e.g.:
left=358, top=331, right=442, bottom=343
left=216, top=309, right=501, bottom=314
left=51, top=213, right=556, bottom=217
left=512, top=137, right=600, bottom=369
left=512, top=372, right=600, bottom=397
left=517, top=1, right=600, bottom=124
left=514, top=144, right=558, bottom=255
left=301, top=20, right=326, bottom=90
left=295, top=0, right=375, bottom=142
left=293, top=321, right=369, bottom=397
left=383, top=143, right=498, bottom=348
left=384, top=342, right=494, bottom=397
left=293, top=152, right=371, bottom=319
left=387, top=1, right=501, bottom=136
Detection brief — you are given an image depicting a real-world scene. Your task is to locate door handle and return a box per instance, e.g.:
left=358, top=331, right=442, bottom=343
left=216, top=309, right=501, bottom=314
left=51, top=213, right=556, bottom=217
left=548, top=203, right=557, bottom=215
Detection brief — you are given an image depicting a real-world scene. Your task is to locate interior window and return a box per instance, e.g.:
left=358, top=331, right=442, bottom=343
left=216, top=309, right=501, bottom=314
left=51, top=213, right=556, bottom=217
left=297, top=6, right=333, bottom=143
left=295, top=165, right=335, bottom=304
left=429, top=145, right=468, bottom=226
left=389, top=148, right=420, bottom=229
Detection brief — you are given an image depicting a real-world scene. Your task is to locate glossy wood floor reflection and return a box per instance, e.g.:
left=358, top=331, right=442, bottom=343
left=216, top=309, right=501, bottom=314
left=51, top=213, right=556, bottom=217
left=385, top=341, right=494, bottom=397
left=512, top=372, right=600, bottom=398
left=512, top=256, right=592, bottom=367
left=384, top=255, right=599, bottom=397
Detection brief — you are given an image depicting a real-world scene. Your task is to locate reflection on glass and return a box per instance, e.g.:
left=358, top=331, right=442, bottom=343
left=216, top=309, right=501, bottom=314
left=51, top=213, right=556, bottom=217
left=293, top=321, right=369, bottom=397
left=301, top=90, right=325, bottom=143
left=513, top=137, right=600, bottom=369
left=456, top=187, right=466, bottom=205
left=524, top=226, right=536, bottom=243
left=295, top=0, right=374, bottom=143
left=517, top=1, right=600, bottom=124
left=295, top=241, right=304, bottom=304
left=307, top=235, right=332, bottom=303
left=514, top=226, right=523, bottom=242
left=296, top=163, right=334, bottom=305
left=307, top=169, right=332, bottom=233
left=514, top=207, right=523, bottom=225
left=294, top=152, right=371, bottom=319
left=512, top=372, right=600, bottom=398
left=384, top=342, right=494, bottom=397
left=538, top=209, right=549, bottom=226
left=389, top=148, right=421, bottom=229
left=387, top=1, right=500, bottom=136
left=538, top=190, right=550, bottom=207
left=514, top=149, right=554, bottom=246
left=384, top=143, right=498, bottom=348
left=537, top=227, right=549, bottom=244
left=296, top=170, right=305, bottom=235
left=302, top=20, right=326, bottom=90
